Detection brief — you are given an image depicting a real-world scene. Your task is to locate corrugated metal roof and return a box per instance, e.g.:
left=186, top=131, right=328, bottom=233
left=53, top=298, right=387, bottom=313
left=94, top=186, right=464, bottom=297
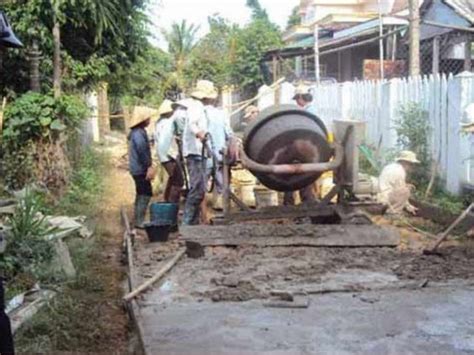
left=444, top=0, right=474, bottom=23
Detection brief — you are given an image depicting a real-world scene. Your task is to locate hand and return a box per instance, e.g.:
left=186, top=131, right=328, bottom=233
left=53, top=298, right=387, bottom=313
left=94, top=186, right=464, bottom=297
left=196, top=131, right=207, bottom=141
left=146, top=167, right=156, bottom=181
left=406, top=204, right=418, bottom=215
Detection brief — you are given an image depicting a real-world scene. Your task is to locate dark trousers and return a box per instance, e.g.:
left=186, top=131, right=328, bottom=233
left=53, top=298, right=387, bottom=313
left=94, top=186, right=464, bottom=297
left=132, top=174, right=153, bottom=197
left=283, top=185, right=315, bottom=206
left=0, top=280, right=14, bottom=355
left=162, top=161, right=184, bottom=203
left=183, top=156, right=208, bottom=225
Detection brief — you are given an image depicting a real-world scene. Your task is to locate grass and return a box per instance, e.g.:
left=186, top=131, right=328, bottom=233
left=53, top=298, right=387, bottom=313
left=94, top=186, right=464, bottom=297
left=12, top=147, right=128, bottom=352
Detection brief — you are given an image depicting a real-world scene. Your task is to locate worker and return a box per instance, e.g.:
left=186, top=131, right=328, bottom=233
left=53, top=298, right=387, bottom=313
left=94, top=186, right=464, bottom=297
left=284, top=85, right=317, bottom=206
left=182, top=80, right=217, bottom=225
left=242, top=105, right=259, bottom=129
left=377, top=150, right=420, bottom=215
left=128, top=106, right=158, bottom=229
left=205, top=98, right=234, bottom=194
left=293, top=84, right=316, bottom=115
left=154, top=99, right=184, bottom=204
left=172, top=99, right=189, bottom=137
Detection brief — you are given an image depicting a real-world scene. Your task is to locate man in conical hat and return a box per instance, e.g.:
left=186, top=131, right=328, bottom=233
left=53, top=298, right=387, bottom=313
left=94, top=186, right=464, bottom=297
left=128, top=106, right=159, bottom=229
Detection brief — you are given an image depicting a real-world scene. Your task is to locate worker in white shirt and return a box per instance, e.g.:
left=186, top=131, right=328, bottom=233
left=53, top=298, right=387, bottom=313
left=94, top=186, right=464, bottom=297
left=377, top=150, right=420, bottom=215
left=182, top=80, right=217, bottom=225
left=154, top=99, right=184, bottom=204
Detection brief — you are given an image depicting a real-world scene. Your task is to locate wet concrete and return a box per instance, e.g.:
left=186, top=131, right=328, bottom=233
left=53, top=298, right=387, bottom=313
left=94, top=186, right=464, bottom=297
left=138, top=280, right=474, bottom=354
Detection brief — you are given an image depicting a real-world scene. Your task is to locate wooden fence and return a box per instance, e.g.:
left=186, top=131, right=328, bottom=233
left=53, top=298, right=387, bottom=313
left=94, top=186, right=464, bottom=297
left=259, top=73, right=474, bottom=194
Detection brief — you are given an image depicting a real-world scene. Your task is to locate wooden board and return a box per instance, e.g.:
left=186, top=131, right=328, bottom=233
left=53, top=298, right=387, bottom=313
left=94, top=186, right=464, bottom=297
left=181, top=224, right=400, bottom=248
left=220, top=204, right=337, bottom=224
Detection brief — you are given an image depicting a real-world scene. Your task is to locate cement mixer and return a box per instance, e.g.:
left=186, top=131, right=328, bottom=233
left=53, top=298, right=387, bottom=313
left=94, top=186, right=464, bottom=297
left=240, top=104, right=349, bottom=193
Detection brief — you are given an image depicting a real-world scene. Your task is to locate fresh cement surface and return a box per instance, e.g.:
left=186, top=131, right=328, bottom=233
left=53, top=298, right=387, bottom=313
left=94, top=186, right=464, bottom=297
left=138, top=282, right=474, bottom=354
left=132, top=224, right=474, bottom=353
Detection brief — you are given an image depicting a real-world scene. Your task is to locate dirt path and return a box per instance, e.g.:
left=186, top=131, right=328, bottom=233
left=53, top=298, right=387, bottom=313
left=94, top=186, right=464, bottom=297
left=89, top=140, right=136, bottom=352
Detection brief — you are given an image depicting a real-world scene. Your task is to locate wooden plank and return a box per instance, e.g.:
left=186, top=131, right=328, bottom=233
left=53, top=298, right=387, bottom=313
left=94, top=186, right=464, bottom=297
left=180, top=224, right=400, bottom=248
left=223, top=204, right=337, bottom=223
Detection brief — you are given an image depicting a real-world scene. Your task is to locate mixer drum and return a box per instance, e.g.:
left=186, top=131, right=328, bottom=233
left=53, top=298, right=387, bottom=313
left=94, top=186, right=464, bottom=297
left=243, top=104, right=332, bottom=192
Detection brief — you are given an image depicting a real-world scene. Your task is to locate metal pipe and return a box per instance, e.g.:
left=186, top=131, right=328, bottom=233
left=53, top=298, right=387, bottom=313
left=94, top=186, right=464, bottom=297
left=240, top=142, right=344, bottom=175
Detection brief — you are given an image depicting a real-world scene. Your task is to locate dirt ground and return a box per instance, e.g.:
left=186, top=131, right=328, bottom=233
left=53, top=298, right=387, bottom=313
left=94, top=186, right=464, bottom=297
left=86, top=139, right=137, bottom=352
left=132, top=209, right=474, bottom=305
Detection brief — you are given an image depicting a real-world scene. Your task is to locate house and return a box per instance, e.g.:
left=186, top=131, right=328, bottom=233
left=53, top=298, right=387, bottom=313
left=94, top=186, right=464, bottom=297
left=262, top=0, right=474, bottom=83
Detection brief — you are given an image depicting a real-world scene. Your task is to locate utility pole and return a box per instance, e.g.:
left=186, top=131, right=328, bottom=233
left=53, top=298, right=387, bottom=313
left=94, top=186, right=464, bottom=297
left=314, top=24, right=320, bottom=83
left=377, top=0, right=384, bottom=80
left=408, top=0, right=420, bottom=76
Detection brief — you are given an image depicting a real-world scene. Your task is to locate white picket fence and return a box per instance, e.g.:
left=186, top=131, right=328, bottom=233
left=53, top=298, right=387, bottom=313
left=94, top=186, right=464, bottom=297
left=258, top=73, right=474, bottom=194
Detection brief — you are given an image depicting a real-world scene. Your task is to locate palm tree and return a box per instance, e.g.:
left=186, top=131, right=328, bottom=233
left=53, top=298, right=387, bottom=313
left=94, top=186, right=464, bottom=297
left=162, top=20, right=199, bottom=89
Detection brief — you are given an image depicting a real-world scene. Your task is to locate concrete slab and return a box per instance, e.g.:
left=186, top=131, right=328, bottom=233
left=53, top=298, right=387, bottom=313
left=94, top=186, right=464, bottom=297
left=138, top=285, right=474, bottom=354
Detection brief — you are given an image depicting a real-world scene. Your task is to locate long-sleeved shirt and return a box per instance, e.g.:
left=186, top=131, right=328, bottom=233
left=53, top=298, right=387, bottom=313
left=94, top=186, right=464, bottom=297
left=173, top=108, right=187, bottom=137
left=154, top=118, right=178, bottom=163
left=205, top=105, right=233, bottom=161
left=377, top=162, right=414, bottom=212
left=128, top=127, right=152, bottom=176
left=183, top=98, right=207, bottom=157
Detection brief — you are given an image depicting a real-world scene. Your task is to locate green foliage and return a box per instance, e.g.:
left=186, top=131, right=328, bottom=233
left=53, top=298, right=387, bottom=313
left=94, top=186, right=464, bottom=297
left=2, top=92, right=88, bottom=146
left=185, top=16, right=239, bottom=88
left=1, top=0, right=150, bottom=96
left=56, top=148, right=106, bottom=215
left=231, top=19, right=282, bottom=94
left=0, top=143, right=36, bottom=190
left=246, top=0, right=270, bottom=21
left=110, top=46, right=172, bottom=106
left=395, top=102, right=431, bottom=160
left=0, top=191, right=55, bottom=281
left=286, top=6, right=302, bottom=29
left=394, top=102, right=432, bottom=185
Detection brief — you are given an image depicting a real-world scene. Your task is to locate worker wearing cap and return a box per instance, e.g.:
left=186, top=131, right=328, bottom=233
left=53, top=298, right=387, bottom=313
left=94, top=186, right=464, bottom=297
left=154, top=99, right=184, bottom=204
left=283, top=85, right=318, bottom=206
left=377, top=150, right=420, bottom=215
left=242, top=105, right=259, bottom=130
left=128, top=106, right=159, bottom=228
left=172, top=99, right=190, bottom=137
left=182, top=80, right=217, bottom=225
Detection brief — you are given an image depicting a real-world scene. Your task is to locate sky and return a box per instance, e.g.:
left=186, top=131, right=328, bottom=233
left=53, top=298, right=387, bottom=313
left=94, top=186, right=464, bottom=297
left=147, top=0, right=300, bottom=50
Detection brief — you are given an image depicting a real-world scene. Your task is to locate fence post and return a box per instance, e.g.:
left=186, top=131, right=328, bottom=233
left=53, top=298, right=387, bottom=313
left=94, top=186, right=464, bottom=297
left=446, top=72, right=474, bottom=194
left=97, top=81, right=110, bottom=139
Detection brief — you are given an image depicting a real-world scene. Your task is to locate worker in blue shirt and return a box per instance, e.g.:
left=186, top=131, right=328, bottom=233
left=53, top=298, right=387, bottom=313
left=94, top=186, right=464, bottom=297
left=128, top=107, right=158, bottom=229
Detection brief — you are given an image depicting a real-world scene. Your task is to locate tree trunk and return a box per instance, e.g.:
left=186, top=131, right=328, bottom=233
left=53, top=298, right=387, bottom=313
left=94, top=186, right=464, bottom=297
left=53, top=19, right=61, bottom=98
left=29, top=40, right=41, bottom=92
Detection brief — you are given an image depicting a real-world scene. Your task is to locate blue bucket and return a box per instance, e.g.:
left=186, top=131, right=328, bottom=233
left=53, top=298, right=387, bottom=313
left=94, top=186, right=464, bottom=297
left=150, top=202, right=179, bottom=226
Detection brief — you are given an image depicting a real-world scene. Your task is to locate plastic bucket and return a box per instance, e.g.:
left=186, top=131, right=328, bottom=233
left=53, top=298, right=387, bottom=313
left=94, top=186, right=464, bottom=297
left=150, top=202, right=179, bottom=226
left=144, top=222, right=171, bottom=243
left=254, top=187, right=279, bottom=209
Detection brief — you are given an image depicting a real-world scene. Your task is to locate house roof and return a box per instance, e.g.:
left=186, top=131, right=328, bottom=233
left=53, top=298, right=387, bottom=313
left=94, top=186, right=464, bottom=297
left=391, top=0, right=409, bottom=14
left=444, top=0, right=474, bottom=24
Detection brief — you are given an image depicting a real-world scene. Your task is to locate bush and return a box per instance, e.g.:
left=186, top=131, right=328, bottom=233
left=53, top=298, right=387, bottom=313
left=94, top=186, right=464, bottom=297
left=1, top=92, right=89, bottom=190
left=0, top=190, right=56, bottom=281
left=56, top=148, right=106, bottom=215
left=395, top=102, right=432, bottom=185
left=2, top=92, right=88, bottom=147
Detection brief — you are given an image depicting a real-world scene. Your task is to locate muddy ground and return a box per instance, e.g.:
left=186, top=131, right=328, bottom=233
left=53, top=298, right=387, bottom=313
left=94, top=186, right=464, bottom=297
left=133, top=224, right=474, bottom=303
